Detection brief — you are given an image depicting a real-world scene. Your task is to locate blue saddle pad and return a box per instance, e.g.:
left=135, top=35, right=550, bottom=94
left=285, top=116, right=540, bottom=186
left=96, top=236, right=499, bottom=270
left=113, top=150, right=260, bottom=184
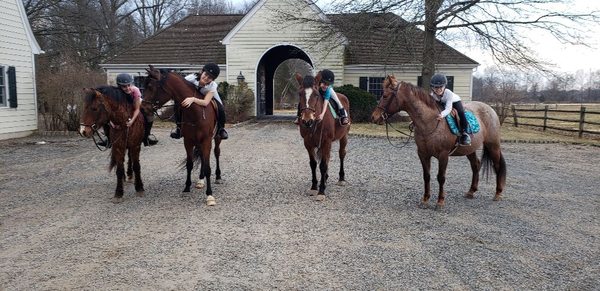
left=445, top=111, right=480, bottom=135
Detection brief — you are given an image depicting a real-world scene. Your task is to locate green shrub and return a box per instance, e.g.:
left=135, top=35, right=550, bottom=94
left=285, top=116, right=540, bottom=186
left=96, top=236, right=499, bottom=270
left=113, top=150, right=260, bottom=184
left=334, top=84, right=377, bottom=122
left=222, top=80, right=254, bottom=123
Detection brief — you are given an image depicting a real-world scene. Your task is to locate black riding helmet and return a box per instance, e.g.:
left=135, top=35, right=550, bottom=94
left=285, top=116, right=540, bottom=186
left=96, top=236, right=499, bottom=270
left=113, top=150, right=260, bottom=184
left=430, top=73, right=447, bottom=88
left=116, top=73, right=133, bottom=85
left=320, top=69, right=335, bottom=84
left=202, top=63, right=220, bottom=79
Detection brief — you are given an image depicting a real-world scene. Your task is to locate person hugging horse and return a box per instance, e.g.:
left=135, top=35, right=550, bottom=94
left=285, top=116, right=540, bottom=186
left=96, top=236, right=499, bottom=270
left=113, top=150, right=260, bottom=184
left=170, top=63, right=228, bottom=140
left=294, top=69, right=349, bottom=126
left=99, top=73, right=157, bottom=147
left=430, top=73, right=471, bottom=146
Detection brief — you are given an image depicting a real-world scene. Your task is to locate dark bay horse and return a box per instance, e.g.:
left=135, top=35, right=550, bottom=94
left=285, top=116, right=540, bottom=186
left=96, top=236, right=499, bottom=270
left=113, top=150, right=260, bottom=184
left=371, top=75, right=506, bottom=209
left=79, top=86, right=145, bottom=203
left=143, top=65, right=221, bottom=206
left=295, top=72, right=351, bottom=201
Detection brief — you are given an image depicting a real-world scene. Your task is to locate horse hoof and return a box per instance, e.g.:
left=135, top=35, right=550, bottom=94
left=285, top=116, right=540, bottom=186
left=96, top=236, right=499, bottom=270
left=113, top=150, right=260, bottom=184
left=136, top=191, right=145, bottom=197
left=435, top=203, right=445, bottom=211
left=307, top=189, right=318, bottom=196
left=336, top=180, right=347, bottom=186
left=195, top=179, right=205, bottom=189
left=215, top=179, right=222, bottom=185
left=418, top=202, right=429, bottom=209
left=206, top=195, right=216, bottom=206
left=493, top=195, right=502, bottom=201
left=315, top=194, right=326, bottom=201
left=464, top=193, right=475, bottom=199
left=111, top=197, right=124, bottom=204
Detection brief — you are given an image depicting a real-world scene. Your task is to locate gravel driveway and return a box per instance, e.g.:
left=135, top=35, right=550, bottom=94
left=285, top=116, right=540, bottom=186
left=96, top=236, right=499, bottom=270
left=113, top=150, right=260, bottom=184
left=1, top=121, right=598, bottom=290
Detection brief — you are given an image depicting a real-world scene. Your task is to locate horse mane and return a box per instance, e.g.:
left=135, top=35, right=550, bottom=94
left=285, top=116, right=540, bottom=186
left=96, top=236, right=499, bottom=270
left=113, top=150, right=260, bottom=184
left=400, top=81, right=438, bottom=110
left=90, top=85, right=132, bottom=104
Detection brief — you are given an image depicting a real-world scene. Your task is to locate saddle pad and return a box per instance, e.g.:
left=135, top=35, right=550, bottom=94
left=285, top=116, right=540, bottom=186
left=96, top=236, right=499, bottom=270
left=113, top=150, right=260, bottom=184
left=445, top=110, right=480, bottom=135
left=328, top=103, right=338, bottom=119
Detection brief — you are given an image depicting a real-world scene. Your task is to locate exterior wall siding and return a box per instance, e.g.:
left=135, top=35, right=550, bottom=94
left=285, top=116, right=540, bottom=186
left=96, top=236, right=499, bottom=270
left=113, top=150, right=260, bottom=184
left=0, top=0, right=39, bottom=140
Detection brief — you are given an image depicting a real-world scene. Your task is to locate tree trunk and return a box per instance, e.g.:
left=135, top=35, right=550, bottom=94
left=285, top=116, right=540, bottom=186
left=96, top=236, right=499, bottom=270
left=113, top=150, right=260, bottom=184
left=422, top=0, right=442, bottom=90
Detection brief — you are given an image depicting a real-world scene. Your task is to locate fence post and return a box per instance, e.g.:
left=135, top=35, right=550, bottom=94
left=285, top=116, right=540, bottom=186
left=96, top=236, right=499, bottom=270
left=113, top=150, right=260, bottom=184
left=511, top=105, right=518, bottom=127
left=543, top=105, right=548, bottom=131
left=579, top=106, right=586, bottom=138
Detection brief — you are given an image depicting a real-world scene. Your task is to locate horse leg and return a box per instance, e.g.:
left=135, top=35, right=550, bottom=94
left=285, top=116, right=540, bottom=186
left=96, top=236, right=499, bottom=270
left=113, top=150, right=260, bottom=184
left=214, top=137, right=222, bottom=184
left=183, top=143, right=194, bottom=193
left=200, top=140, right=215, bottom=206
left=336, top=134, right=348, bottom=186
left=435, top=154, right=449, bottom=210
left=316, top=142, right=332, bottom=201
left=465, top=152, right=480, bottom=199
left=112, top=154, right=126, bottom=204
left=488, top=147, right=506, bottom=201
left=418, top=154, right=432, bottom=208
left=132, top=145, right=144, bottom=197
left=126, top=151, right=133, bottom=181
left=306, top=147, right=318, bottom=194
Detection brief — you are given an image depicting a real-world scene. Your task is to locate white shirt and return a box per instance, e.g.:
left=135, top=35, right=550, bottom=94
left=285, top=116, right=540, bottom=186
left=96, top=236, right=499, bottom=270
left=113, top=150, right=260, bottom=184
left=185, top=74, right=222, bottom=104
left=431, top=88, right=461, bottom=118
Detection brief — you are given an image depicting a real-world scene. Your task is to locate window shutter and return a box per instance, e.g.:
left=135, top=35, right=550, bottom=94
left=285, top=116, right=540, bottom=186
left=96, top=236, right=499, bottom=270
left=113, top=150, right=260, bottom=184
left=8, top=66, right=17, bottom=108
left=359, top=77, right=368, bottom=91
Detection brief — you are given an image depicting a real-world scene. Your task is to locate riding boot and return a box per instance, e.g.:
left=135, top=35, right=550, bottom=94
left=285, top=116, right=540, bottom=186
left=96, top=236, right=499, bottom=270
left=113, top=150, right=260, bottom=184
left=143, top=121, right=158, bottom=146
left=338, top=108, right=349, bottom=125
left=170, top=103, right=182, bottom=139
left=217, top=101, right=228, bottom=140
left=459, top=130, right=471, bottom=146
left=98, top=124, right=112, bottom=148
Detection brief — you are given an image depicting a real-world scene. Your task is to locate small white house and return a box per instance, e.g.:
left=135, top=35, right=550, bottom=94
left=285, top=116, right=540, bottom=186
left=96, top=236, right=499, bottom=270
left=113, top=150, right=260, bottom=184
left=0, top=0, right=43, bottom=140
left=102, top=0, right=478, bottom=117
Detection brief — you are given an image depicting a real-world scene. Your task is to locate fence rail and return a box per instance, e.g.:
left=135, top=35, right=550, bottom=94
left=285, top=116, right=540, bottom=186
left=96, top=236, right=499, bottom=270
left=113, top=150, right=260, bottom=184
left=499, top=104, right=600, bottom=138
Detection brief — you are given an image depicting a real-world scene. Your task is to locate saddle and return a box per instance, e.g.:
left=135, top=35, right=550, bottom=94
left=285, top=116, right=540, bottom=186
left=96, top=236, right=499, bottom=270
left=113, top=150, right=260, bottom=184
left=445, top=109, right=480, bottom=136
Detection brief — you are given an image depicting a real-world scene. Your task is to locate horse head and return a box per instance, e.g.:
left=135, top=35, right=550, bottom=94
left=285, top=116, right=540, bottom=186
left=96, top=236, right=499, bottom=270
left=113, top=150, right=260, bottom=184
left=79, top=88, right=109, bottom=137
left=295, top=72, right=323, bottom=128
left=371, top=75, right=403, bottom=124
left=143, top=65, right=171, bottom=110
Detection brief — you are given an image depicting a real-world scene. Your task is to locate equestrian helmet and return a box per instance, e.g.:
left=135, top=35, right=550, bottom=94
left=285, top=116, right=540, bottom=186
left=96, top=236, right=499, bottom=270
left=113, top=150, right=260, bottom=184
left=321, top=69, right=335, bottom=84
left=430, top=73, right=447, bottom=87
left=116, top=73, right=134, bottom=85
left=202, top=63, right=220, bottom=79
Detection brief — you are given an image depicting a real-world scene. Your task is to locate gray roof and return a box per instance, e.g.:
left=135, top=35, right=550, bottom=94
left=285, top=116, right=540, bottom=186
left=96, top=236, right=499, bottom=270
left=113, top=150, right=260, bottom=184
left=104, top=13, right=478, bottom=66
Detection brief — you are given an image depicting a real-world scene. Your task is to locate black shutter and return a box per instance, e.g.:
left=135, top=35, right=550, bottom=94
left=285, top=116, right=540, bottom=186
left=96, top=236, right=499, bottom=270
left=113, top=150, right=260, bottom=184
left=8, top=66, right=17, bottom=108
left=359, top=77, right=368, bottom=91
left=417, top=76, right=423, bottom=88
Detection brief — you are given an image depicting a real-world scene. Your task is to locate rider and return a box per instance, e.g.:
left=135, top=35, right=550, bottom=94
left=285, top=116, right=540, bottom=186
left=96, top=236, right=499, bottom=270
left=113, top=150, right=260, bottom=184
left=294, top=69, right=349, bottom=126
left=170, top=63, right=228, bottom=140
left=430, top=73, right=471, bottom=146
left=98, top=73, right=158, bottom=147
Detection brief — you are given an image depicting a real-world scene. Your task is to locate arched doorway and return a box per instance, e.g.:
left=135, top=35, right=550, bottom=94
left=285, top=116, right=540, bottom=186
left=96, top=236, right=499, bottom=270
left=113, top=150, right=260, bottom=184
left=256, top=45, right=313, bottom=116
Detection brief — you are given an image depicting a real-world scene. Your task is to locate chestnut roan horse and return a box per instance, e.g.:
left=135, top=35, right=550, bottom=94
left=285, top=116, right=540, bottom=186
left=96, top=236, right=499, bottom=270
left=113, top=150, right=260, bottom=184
left=295, top=72, right=350, bottom=201
left=80, top=86, right=145, bottom=203
left=372, top=75, right=506, bottom=209
left=143, top=65, right=221, bottom=206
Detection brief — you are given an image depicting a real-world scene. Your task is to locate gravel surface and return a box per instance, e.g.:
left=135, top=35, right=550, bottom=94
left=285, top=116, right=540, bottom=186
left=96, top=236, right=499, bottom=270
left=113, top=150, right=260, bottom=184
left=1, top=122, right=599, bottom=290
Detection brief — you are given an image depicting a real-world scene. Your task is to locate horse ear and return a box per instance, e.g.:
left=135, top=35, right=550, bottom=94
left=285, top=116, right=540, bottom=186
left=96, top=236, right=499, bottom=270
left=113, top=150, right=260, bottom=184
left=294, top=73, right=303, bottom=86
left=315, top=71, right=322, bottom=85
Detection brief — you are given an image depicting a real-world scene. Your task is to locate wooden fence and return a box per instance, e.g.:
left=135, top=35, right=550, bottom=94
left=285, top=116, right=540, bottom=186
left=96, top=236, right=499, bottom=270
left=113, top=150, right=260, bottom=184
left=500, top=104, right=600, bottom=138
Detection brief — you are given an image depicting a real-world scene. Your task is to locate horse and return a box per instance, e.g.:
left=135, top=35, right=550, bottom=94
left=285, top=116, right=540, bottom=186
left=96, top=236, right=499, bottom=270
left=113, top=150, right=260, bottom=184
left=294, top=72, right=351, bottom=201
left=79, top=86, right=145, bottom=203
left=143, top=65, right=221, bottom=206
left=371, top=75, right=506, bottom=209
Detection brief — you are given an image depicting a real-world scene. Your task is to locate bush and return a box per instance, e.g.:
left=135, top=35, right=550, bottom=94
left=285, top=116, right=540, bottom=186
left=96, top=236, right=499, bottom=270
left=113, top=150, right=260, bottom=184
left=222, top=80, right=254, bottom=123
left=334, top=84, right=377, bottom=122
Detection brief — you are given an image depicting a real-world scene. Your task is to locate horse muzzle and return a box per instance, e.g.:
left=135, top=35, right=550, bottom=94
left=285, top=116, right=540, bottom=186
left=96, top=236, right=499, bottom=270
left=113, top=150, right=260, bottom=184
left=79, top=124, right=94, bottom=138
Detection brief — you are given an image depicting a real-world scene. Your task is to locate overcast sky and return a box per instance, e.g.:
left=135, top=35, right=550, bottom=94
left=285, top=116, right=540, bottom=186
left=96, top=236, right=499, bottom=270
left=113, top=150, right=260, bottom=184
left=228, top=0, right=600, bottom=74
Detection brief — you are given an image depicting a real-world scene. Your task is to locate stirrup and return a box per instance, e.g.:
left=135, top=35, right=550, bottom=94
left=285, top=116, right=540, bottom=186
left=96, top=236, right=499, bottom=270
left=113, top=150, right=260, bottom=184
left=459, top=134, right=471, bottom=146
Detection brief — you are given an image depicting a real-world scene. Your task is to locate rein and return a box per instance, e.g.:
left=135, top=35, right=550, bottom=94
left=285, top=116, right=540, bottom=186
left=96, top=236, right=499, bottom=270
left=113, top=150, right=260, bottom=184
left=80, top=122, right=110, bottom=151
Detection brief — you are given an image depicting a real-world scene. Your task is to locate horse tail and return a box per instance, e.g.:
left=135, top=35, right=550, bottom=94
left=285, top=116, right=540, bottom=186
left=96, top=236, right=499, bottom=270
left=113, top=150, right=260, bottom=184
left=481, top=146, right=506, bottom=182
left=178, top=147, right=203, bottom=170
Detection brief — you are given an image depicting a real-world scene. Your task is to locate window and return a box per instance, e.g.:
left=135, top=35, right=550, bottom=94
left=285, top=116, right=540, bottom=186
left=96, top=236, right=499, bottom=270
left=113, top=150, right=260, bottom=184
left=359, top=77, right=385, bottom=99
left=0, top=66, right=6, bottom=107
left=417, top=75, right=454, bottom=91
left=134, top=76, right=146, bottom=94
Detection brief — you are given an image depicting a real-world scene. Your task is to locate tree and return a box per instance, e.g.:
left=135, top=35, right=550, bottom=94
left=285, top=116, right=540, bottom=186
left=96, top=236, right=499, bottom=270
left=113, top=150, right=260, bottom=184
left=289, top=0, right=600, bottom=89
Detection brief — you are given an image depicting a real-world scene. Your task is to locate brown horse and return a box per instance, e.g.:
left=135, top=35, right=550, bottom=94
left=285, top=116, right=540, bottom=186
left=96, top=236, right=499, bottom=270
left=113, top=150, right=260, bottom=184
left=143, top=65, right=221, bottom=206
left=79, top=86, right=145, bottom=203
left=371, top=75, right=506, bottom=209
left=295, top=72, right=351, bottom=201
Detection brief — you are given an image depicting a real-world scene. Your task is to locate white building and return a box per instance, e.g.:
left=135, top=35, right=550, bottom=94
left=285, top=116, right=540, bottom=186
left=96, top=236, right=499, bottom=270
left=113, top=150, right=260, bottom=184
left=0, top=0, right=43, bottom=140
